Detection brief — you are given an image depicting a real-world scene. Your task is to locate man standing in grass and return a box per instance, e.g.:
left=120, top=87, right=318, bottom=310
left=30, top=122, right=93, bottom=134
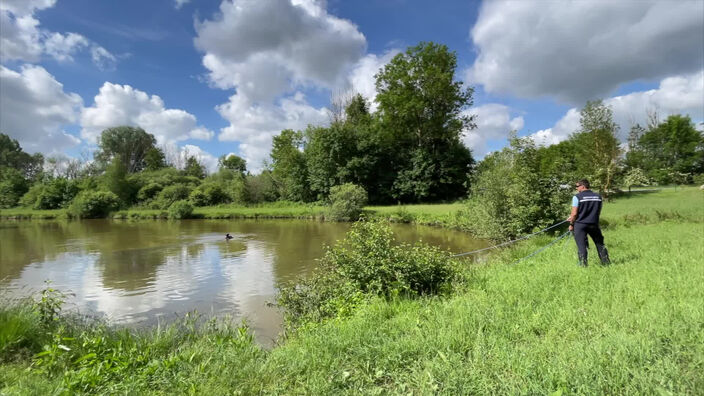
left=567, top=179, right=611, bottom=267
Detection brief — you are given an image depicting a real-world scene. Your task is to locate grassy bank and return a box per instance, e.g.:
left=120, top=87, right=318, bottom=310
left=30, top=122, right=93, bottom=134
left=1, top=188, right=702, bottom=394
left=0, top=202, right=328, bottom=221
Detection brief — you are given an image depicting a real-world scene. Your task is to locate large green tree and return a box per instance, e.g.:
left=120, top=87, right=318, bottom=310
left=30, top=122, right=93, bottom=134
left=0, top=133, right=43, bottom=179
left=184, top=156, right=206, bottom=179
left=95, top=126, right=157, bottom=173
left=218, top=154, right=247, bottom=175
left=633, top=115, right=704, bottom=183
left=571, top=100, right=621, bottom=195
left=375, top=42, right=475, bottom=202
left=270, top=129, right=311, bottom=201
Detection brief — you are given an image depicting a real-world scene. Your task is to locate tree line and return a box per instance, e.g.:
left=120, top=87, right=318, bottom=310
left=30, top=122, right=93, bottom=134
left=1, top=41, right=702, bottom=226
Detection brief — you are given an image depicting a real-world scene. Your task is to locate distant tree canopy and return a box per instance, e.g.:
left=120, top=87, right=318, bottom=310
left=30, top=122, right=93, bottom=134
left=95, top=126, right=157, bottom=173
left=219, top=154, right=247, bottom=174
left=571, top=100, right=621, bottom=196
left=3, top=40, right=703, bottom=224
left=270, top=41, right=476, bottom=204
left=376, top=41, right=475, bottom=202
left=0, top=133, right=43, bottom=208
left=627, top=114, right=704, bottom=183
left=0, top=133, right=43, bottom=179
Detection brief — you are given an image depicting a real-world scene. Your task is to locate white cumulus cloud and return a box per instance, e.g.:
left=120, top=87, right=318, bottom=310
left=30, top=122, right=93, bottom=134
left=80, top=82, right=215, bottom=145
left=0, top=64, right=82, bottom=153
left=195, top=0, right=366, bottom=98
left=528, top=70, right=704, bottom=145
left=468, top=0, right=704, bottom=104
left=216, top=92, right=328, bottom=171
left=0, top=0, right=116, bottom=69
left=347, top=50, right=399, bottom=112
left=195, top=0, right=368, bottom=172
left=461, top=103, right=525, bottom=158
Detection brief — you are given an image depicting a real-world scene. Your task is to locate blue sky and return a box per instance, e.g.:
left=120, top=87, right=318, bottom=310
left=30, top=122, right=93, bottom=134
left=1, top=0, right=702, bottom=172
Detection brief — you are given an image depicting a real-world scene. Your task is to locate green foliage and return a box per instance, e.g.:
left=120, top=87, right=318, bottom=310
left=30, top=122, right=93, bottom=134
left=693, top=173, right=704, bottom=185
left=245, top=171, right=278, bottom=203
left=218, top=154, right=247, bottom=174
left=0, top=133, right=43, bottom=179
left=630, top=115, right=704, bottom=184
left=143, top=147, right=167, bottom=171
left=33, top=178, right=80, bottom=209
left=278, top=221, right=460, bottom=329
left=572, top=100, right=622, bottom=195
left=0, top=167, right=28, bottom=208
left=136, top=182, right=163, bottom=201
left=327, top=183, right=368, bottom=221
left=68, top=190, right=120, bottom=218
left=184, top=156, right=206, bottom=179
left=35, top=282, right=67, bottom=327
left=189, top=182, right=229, bottom=206
left=154, top=184, right=193, bottom=209
left=270, top=129, right=311, bottom=201
left=168, top=200, right=194, bottom=219
left=463, top=134, right=572, bottom=240
left=375, top=41, right=475, bottom=202
left=102, top=156, right=136, bottom=206
left=94, top=126, right=157, bottom=173
left=622, top=167, right=649, bottom=191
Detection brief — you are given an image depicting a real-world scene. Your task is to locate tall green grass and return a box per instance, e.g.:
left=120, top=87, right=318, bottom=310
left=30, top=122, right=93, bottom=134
left=1, top=188, right=702, bottom=394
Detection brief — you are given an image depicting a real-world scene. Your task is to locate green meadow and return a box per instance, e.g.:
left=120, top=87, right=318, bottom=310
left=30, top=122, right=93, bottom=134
left=1, top=188, right=702, bottom=394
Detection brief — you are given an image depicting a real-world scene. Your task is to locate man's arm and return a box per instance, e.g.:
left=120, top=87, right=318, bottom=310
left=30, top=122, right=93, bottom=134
left=567, top=196, right=578, bottom=230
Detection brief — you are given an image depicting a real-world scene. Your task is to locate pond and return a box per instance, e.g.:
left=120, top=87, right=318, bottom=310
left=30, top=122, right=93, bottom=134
left=0, top=219, right=486, bottom=345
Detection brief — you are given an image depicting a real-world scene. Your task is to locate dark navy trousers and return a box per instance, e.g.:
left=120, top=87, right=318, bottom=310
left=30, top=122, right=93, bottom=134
left=573, top=222, right=610, bottom=266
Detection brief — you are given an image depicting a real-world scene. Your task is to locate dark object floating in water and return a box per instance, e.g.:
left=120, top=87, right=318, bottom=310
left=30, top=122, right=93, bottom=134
left=225, top=233, right=233, bottom=240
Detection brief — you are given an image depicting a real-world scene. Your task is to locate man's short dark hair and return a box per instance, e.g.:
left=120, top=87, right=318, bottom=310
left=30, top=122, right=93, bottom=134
left=576, top=179, right=590, bottom=188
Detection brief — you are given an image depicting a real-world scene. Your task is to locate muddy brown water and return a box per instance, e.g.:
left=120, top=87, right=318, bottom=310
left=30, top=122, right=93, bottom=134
left=0, top=219, right=486, bottom=345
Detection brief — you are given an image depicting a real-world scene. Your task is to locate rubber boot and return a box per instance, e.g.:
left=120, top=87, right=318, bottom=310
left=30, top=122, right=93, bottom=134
left=597, top=245, right=611, bottom=265
left=578, top=254, right=588, bottom=267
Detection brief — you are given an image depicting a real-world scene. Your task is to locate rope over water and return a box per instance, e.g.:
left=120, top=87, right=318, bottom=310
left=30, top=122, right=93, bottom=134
left=452, top=220, right=569, bottom=257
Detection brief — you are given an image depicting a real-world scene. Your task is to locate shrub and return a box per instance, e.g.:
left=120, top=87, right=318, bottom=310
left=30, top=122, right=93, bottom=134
left=168, top=200, right=193, bottom=219
left=68, top=190, right=120, bottom=218
left=463, top=136, right=571, bottom=240
left=189, top=182, right=229, bottom=206
left=693, top=173, right=704, bottom=185
left=155, top=184, right=193, bottom=209
left=278, top=221, right=460, bottom=329
left=136, top=182, right=163, bottom=201
left=327, top=183, right=368, bottom=221
left=245, top=171, right=278, bottom=203
left=228, top=176, right=249, bottom=204
left=33, top=178, right=80, bottom=209
left=0, top=168, right=28, bottom=208
left=188, top=189, right=208, bottom=206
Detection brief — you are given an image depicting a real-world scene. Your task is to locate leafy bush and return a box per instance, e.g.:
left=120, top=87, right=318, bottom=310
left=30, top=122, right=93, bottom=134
left=245, top=171, right=278, bottom=203
left=228, top=176, right=250, bottom=204
left=0, top=167, right=28, bottom=208
left=692, top=173, right=704, bottom=185
left=68, top=190, right=120, bottom=218
left=462, top=135, right=571, bottom=240
left=327, top=183, right=368, bottom=221
left=278, top=221, right=460, bottom=329
left=188, top=189, right=208, bottom=206
left=32, top=178, right=80, bottom=209
left=154, top=184, right=193, bottom=209
left=136, top=182, right=163, bottom=201
left=168, top=200, right=193, bottom=219
left=189, top=182, right=229, bottom=206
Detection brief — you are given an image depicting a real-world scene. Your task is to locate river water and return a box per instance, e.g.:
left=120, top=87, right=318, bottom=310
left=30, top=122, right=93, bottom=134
left=0, top=219, right=486, bottom=344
